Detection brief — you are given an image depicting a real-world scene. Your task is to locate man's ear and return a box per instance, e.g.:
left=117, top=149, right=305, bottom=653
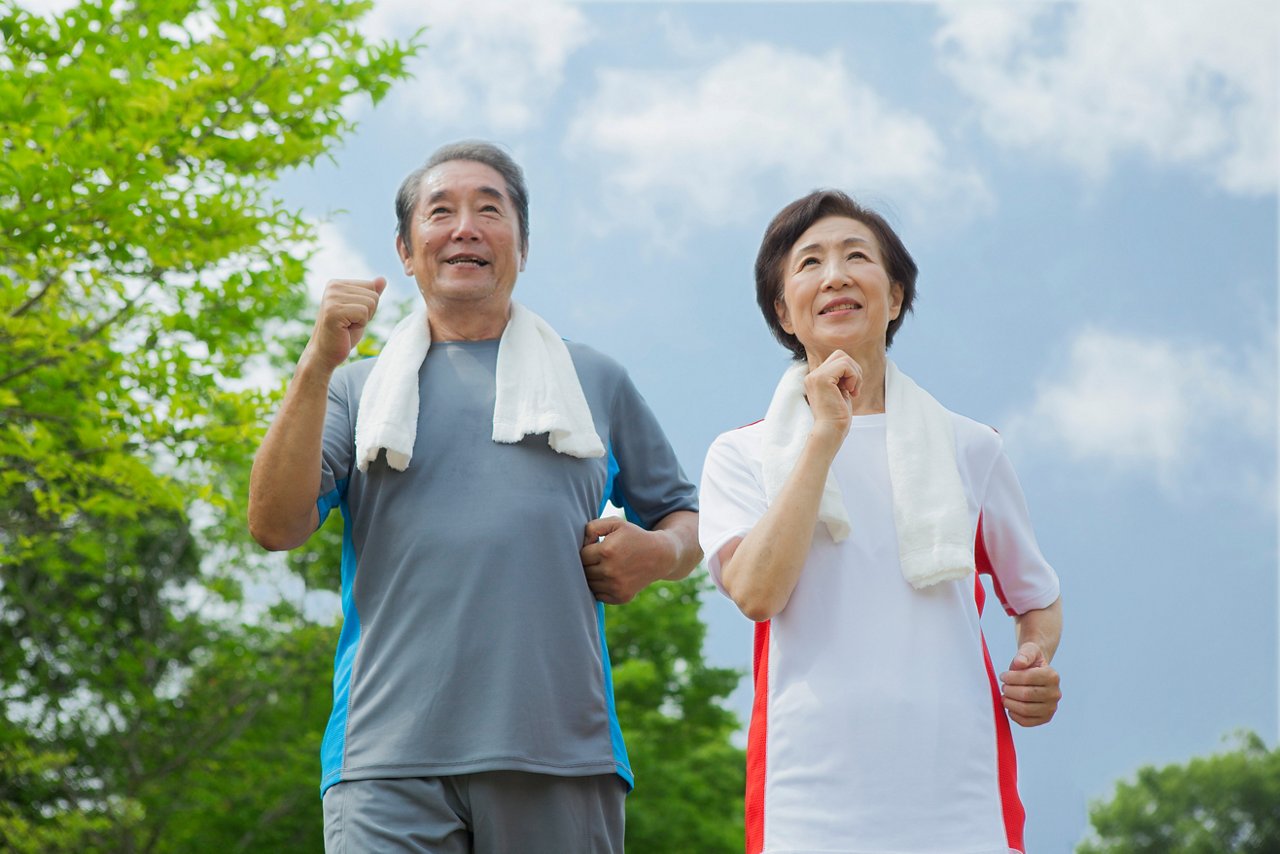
left=395, top=234, right=414, bottom=276
left=775, top=297, right=794, bottom=335
left=519, top=245, right=528, bottom=273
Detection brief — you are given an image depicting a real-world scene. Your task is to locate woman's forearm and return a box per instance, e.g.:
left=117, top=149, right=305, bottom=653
left=720, top=425, right=843, bottom=621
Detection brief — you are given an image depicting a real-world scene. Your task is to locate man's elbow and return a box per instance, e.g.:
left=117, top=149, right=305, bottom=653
left=247, top=508, right=308, bottom=552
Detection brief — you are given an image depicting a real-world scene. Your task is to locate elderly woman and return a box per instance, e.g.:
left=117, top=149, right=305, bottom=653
left=699, top=190, right=1062, bottom=854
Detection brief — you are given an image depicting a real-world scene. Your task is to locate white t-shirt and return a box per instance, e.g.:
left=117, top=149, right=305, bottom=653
left=699, top=412, right=1060, bottom=854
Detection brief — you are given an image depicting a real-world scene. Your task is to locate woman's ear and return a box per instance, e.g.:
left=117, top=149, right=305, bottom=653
left=775, top=297, right=794, bottom=335
left=889, top=281, right=904, bottom=321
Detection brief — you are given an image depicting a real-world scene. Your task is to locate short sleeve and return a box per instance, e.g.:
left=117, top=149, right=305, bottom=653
left=977, top=442, right=1060, bottom=616
left=607, top=371, right=698, bottom=527
left=698, top=429, right=769, bottom=595
left=317, top=368, right=356, bottom=524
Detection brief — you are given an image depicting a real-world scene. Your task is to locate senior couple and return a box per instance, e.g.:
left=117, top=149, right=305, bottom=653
left=248, top=140, right=1062, bottom=854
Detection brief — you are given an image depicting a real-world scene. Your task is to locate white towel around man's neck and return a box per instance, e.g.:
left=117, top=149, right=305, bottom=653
left=760, top=359, right=974, bottom=589
left=354, top=301, right=604, bottom=472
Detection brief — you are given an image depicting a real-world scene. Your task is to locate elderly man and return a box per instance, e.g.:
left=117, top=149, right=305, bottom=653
left=248, top=140, right=700, bottom=853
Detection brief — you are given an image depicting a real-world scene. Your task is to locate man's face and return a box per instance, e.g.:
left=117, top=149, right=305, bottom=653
left=396, top=159, right=526, bottom=312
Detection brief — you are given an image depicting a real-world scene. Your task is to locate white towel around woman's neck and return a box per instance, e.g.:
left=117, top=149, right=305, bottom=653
left=354, top=301, right=604, bottom=472
left=760, top=359, right=974, bottom=589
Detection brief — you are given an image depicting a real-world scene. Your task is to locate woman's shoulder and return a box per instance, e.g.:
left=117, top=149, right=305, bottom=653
left=947, top=409, right=1002, bottom=448
left=706, top=418, right=767, bottom=462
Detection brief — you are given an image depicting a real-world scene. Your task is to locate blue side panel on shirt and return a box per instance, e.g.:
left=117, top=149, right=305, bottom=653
left=599, top=447, right=635, bottom=789
left=318, top=481, right=362, bottom=796
left=605, top=446, right=645, bottom=527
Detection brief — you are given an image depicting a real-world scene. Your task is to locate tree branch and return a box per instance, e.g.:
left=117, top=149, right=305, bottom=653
left=9, top=269, right=65, bottom=318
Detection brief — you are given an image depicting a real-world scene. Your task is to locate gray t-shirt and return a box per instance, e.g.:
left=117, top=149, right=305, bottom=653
left=315, top=339, right=697, bottom=794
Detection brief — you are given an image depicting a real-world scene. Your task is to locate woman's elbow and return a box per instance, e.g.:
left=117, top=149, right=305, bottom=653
left=725, top=583, right=786, bottom=622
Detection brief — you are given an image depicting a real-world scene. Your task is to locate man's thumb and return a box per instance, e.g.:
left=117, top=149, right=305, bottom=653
left=585, top=515, right=625, bottom=541
left=372, top=276, right=387, bottom=295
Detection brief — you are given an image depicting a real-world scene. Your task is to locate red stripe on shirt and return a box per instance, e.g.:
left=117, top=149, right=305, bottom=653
left=975, top=512, right=1027, bottom=852
left=745, top=619, right=770, bottom=854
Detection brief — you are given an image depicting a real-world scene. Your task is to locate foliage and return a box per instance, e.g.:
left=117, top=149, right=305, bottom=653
left=1078, top=731, right=1280, bottom=854
left=0, top=0, right=415, bottom=847
left=0, top=0, right=413, bottom=566
left=135, top=619, right=337, bottom=853
left=608, top=575, right=746, bottom=853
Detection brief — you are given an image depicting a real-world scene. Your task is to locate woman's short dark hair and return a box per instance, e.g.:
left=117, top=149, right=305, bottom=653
left=394, top=140, right=530, bottom=256
left=754, top=190, right=917, bottom=361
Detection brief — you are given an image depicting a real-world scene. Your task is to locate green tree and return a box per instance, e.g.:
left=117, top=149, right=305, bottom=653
left=608, top=576, right=746, bottom=853
left=1078, top=731, right=1280, bottom=854
left=0, top=0, right=415, bottom=847
left=134, top=618, right=339, bottom=853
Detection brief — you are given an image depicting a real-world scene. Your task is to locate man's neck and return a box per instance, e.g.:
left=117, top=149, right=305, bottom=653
left=425, top=299, right=511, bottom=342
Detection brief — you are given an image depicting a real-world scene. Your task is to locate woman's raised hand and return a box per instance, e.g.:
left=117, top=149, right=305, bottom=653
left=804, top=350, right=861, bottom=441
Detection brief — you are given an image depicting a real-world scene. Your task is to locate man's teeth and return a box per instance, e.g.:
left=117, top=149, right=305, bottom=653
left=447, top=258, right=487, bottom=265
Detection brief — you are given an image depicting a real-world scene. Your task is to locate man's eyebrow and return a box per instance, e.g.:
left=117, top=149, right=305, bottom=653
left=425, top=186, right=508, bottom=205
left=793, top=236, right=871, bottom=256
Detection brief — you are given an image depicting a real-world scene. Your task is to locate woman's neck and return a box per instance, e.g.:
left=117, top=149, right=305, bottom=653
left=808, top=345, right=888, bottom=415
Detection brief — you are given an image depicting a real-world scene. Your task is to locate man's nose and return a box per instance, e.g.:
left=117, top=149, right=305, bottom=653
left=451, top=211, right=482, bottom=240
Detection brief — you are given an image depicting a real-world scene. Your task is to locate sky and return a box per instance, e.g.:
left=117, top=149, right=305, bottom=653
left=28, top=0, right=1280, bottom=849
left=289, top=3, right=1279, bottom=849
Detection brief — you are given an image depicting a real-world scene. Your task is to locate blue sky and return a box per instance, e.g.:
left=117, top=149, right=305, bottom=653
left=287, top=2, right=1277, bottom=850
left=28, top=0, right=1275, bottom=848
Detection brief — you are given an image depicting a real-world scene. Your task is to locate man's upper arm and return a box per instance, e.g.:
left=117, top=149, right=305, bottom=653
left=317, top=367, right=356, bottom=525
left=607, top=370, right=698, bottom=527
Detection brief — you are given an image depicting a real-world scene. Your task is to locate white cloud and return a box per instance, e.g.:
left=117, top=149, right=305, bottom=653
left=361, top=0, right=593, bottom=132
left=935, top=0, right=1279, bottom=195
left=304, top=221, right=379, bottom=301
left=1006, top=328, right=1275, bottom=494
left=565, top=42, right=990, bottom=243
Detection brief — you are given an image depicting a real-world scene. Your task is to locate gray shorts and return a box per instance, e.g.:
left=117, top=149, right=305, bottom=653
left=322, top=772, right=626, bottom=854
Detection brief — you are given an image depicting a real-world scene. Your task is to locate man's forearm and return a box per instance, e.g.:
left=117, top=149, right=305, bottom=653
left=654, top=510, right=702, bottom=581
left=247, top=353, right=333, bottom=550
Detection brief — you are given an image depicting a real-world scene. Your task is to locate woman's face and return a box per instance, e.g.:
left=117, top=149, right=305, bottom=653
left=774, top=215, right=903, bottom=365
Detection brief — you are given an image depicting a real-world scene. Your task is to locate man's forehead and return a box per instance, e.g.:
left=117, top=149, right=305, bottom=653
left=419, top=160, right=510, bottom=202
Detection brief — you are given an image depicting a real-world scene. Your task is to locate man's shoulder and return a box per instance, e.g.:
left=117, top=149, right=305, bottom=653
left=562, top=340, right=635, bottom=396
left=563, top=339, right=627, bottom=375
left=331, top=356, right=378, bottom=395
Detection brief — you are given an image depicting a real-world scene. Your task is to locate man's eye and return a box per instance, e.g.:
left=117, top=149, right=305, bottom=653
left=430, top=207, right=450, bottom=216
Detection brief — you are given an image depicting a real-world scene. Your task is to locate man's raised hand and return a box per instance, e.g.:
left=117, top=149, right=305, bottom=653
left=307, top=277, right=387, bottom=371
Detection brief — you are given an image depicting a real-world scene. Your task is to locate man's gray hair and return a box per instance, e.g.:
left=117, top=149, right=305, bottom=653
left=394, top=140, right=530, bottom=255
